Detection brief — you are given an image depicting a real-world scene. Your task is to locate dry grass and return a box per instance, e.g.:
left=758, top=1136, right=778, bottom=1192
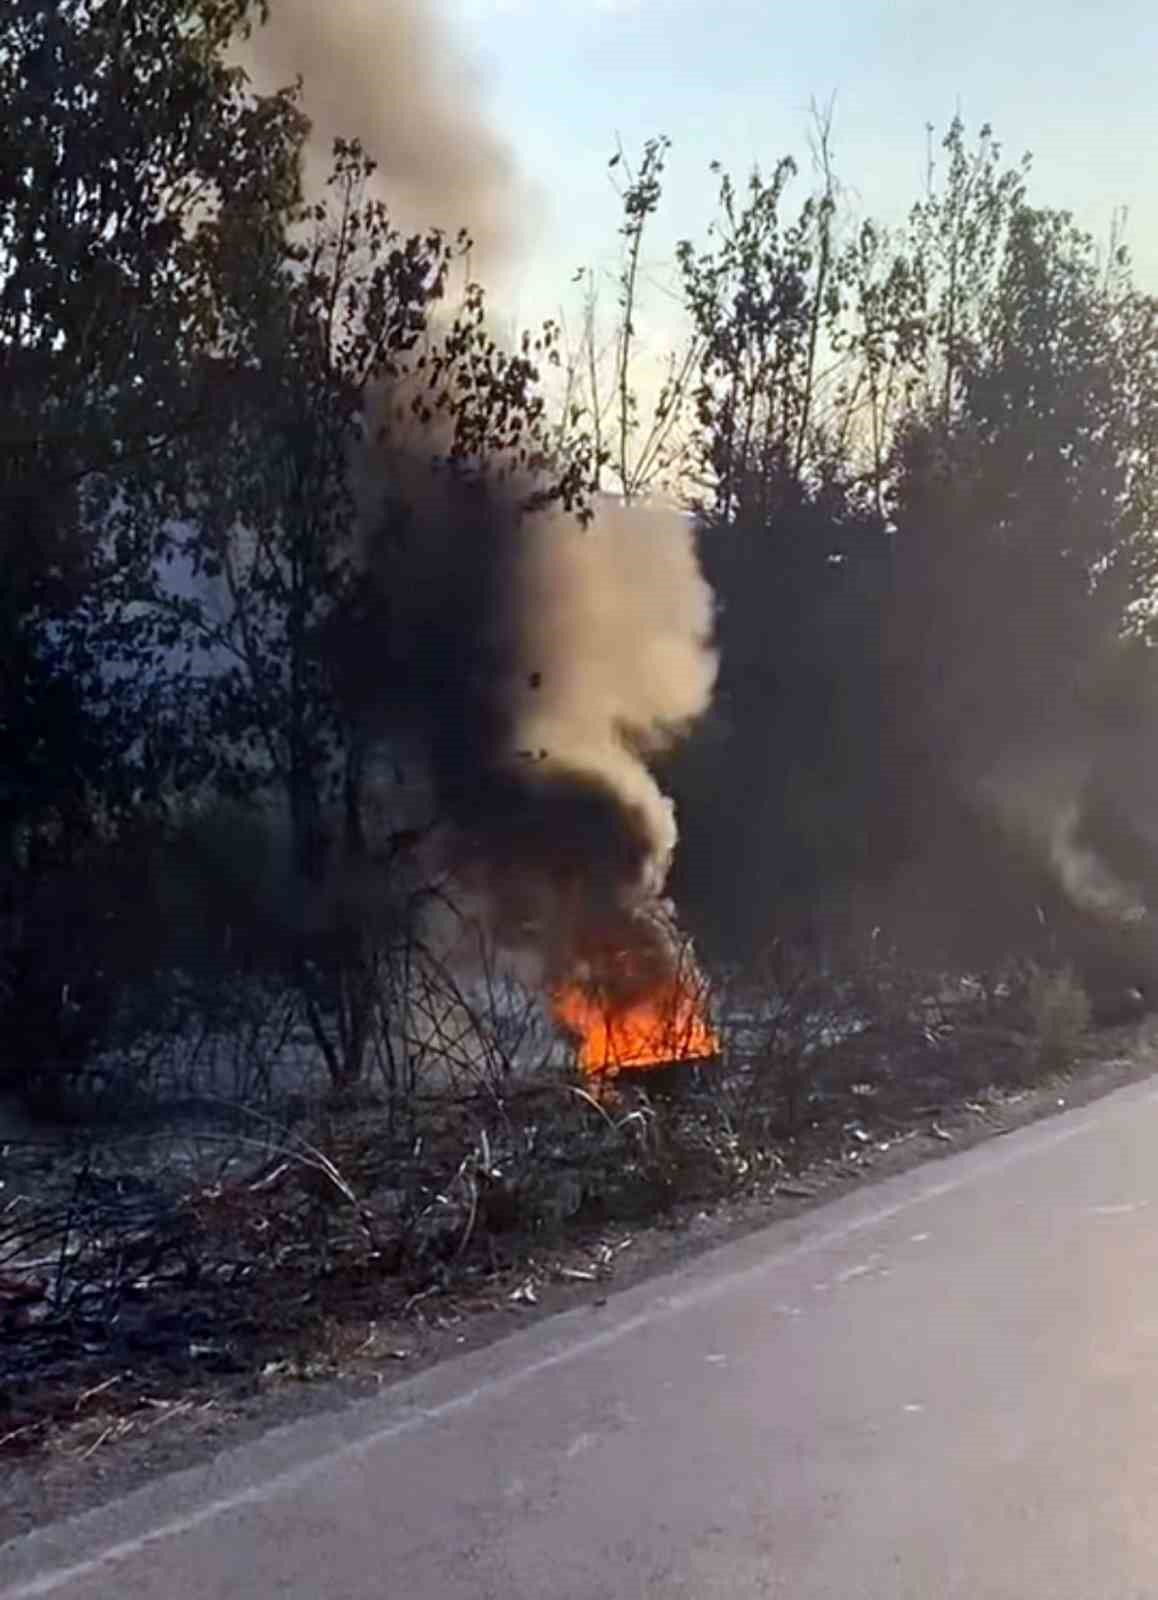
left=0, top=946, right=1135, bottom=1470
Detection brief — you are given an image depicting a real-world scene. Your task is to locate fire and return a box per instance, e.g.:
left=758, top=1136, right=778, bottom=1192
left=553, top=975, right=719, bottom=1078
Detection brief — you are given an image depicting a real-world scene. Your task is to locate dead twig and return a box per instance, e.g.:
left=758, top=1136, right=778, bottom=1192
left=74, top=1373, right=123, bottom=1412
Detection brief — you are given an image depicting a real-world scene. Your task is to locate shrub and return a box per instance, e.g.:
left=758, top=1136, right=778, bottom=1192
left=1026, top=964, right=1091, bottom=1071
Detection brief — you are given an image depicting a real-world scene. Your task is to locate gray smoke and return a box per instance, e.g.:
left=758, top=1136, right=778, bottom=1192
left=351, top=398, right=718, bottom=998
left=978, top=755, right=1146, bottom=927
left=237, top=0, right=528, bottom=278
left=238, top=1, right=717, bottom=1000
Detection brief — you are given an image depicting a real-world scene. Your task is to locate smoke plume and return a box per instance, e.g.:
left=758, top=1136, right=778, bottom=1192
left=351, top=401, right=718, bottom=1002
left=239, top=2, right=717, bottom=1012
left=978, top=756, right=1146, bottom=928
left=237, top=0, right=528, bottom=278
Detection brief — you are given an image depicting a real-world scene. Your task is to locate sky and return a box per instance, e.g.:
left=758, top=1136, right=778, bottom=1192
left=433, top=0, right=1158, bottom=336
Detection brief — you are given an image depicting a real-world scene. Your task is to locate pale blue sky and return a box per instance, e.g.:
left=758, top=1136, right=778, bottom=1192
left=442, top=0, right=1158, bottom=328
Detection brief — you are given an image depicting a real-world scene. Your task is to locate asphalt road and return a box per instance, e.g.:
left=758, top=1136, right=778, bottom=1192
left=6, top=1076, right=1158, bottom=1599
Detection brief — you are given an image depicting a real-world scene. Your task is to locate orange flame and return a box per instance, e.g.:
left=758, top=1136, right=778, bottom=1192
left=553, top=976, right=719, bottom=1078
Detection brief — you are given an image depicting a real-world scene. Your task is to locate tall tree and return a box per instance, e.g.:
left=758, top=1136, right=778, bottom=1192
left=0, top=0, right=305, bottom=1089
left=0, top=0, right=305, bottom=850
left=166, top=135, right=589, bottom=1085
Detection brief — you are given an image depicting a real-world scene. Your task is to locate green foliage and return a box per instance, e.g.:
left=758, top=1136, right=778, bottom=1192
left=652, top=116, right=1158, bottom=975
left=678, top=148, right=842, bottom=523
left=0, top=0, right=306, bottom=853
left=6, top=6, right=1158, bottom=1106
left=0, top=0, right=311, bottom=1096
left=0, top=4, right=592, bottom=1096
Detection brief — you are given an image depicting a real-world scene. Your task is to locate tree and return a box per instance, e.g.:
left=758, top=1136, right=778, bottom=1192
left=0, top=0, right=305, bottom=846
left=885, top=195, right=1158, bottom=775
left=166, top=136, right=592, bottom=1087
left=0, top=0, right=305, bottom=1091
left=677, top=127, right=843, bottom=526
left=555, top=135, right=697, bottom=503
left=654, top=115, right=1158, bottom=974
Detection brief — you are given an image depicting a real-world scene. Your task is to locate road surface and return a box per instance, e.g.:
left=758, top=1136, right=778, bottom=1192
left=5, top=1076, right=1158, bottom=1598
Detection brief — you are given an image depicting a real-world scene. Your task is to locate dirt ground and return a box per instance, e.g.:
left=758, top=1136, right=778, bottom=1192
left=2, top=1021, right=1155, bottom=1548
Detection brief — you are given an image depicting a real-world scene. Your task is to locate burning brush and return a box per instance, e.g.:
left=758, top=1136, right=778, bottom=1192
left=355, top=404, right=719, bottom=1097
left=550, top=908, right=719, bottom=1083
left=248, top=0, right=721, bottom=1088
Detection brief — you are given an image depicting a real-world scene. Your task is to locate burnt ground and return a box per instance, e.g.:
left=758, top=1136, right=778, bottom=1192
left=2, top=1014, right=1157, bottom=1547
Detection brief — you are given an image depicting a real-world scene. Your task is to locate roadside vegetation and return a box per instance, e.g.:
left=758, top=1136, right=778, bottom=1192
left=4, top=1, right=1158, bottom=1471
